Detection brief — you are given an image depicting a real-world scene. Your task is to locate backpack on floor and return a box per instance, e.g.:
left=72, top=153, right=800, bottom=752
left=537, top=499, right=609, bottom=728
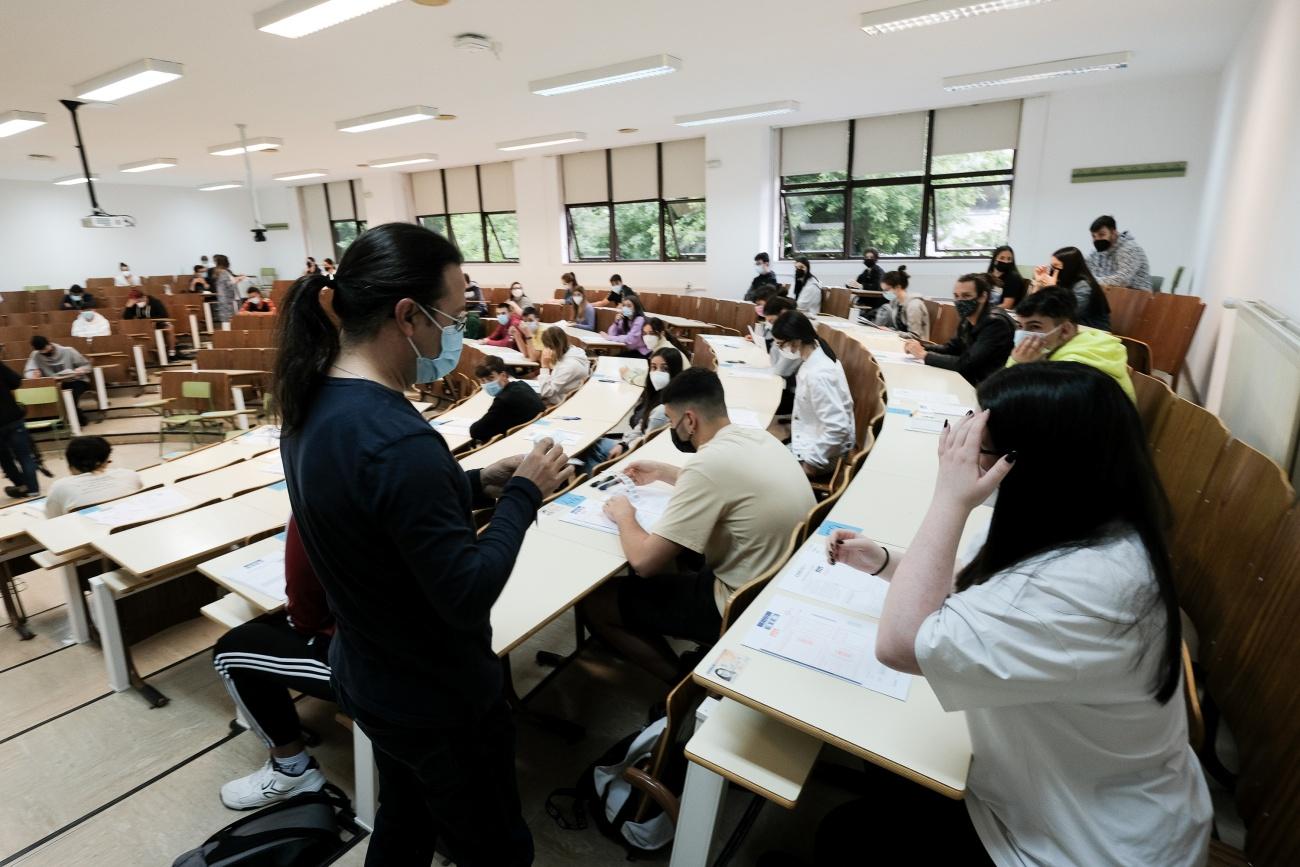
left=172, top=783, right=360, bottom=867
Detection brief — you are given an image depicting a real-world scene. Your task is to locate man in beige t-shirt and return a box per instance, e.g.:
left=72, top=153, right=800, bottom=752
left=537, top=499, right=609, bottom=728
left=583, top=368, right=813, bottom=682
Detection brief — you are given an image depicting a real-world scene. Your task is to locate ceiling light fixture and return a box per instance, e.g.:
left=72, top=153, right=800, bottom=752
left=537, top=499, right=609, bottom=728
left=367, top=153, right=438, bottom=168
left=53, top=174, right=99, bottom=186
left=0, top=110, right=47, bottom=138
left=496, top=131, right=587, bottom=152
left=119, top=157, right=178, bottom=173
left=336, top=105, right=436, bottom=133
left=74, top=59, right=184, bottom=102
left=860, top=0, right=1054, bottom=36
left=529, top=54, right=681, bottom=96
left=199, top=181, right=243, bottom=191
left=209, top=136, right=283, bottom=156
left=254, top=0, right=404, bottom=38
left=273, top=169, right=328, bottom=181
left=674, top=100, right=800, bottom=127
left=942, top=51, right=1131, bottom=91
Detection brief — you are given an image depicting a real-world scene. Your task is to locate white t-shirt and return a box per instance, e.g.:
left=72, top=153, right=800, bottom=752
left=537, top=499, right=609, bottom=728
left=44, top=468, right=145, bottom=518
left=915, top=532, right=1212, bottom=867
left=71, top=311, right=112, bottom=338
left=114, top=272, right=142, bottom=287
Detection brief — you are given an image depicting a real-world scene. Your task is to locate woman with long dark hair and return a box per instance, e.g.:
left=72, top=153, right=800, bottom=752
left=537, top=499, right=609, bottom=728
left=606, top=292, right=650, bottom=358
left=987, top=245, right=1027, bottom=310
left=273, top=222, right=571, bottom=866
left=584, top=346, right=684, bottom=470
left=1032, top=246, right=1111, bottom=330
left=825, top=362, right=1211, bottom=865
left=793, top=256, right=822, bottom=317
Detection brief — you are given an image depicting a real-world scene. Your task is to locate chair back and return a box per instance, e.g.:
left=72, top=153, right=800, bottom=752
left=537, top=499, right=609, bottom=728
left=181, top=380, right=213, bottom=401
left=1130, top=370, right=1174, bottom=448
left=15, top=386, right=59, bottom=410
left=1151, top=397, right=1229, bottom=530
left=928, top=301, right=960, bottom=346
left=1119, top=336, right=1152, bottom=375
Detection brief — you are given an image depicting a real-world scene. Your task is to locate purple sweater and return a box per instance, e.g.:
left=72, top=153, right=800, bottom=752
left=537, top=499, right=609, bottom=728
left=608, top=314, right=649, bottom=356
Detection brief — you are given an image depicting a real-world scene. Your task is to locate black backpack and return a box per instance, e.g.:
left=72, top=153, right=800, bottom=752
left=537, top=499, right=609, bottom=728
left=172, top=784, right=360, bottom=867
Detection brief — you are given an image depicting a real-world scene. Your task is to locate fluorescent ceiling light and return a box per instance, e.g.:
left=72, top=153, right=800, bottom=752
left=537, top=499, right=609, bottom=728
left=255, top=0, right=404, bottom=38
left=530, top=54, right=681, bottom=96
left=199, top=182, right=243, bottom=191
left=274, top=169, right=328, bottom=181
left=119, top=157, right=177, bottom=173
left=367, top=153, right=438, bottom=168
left=943, top=51, right=1131, bottom=91
left=53, top=174, right=99, bottom=186
left=0, top=110, right=47, bottom=138
left=209, top=136, right=283, bottom=156
left=496, top=132, right=586, bottom=152
left=675, top=100, right=800, bottom=127
left=861, top=0, right=1053, bottom=35
left=74, top=59, right=183, bottom=102
left=336, top=105, right=436, bottom=133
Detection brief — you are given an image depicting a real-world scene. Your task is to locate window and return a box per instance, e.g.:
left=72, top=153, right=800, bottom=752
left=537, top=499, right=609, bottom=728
left=411, top=162, right=519, bottom=263
left=562, top=139, right=706, bottom=262
left=779, top=101, right=1020, bottom=260
left=323, top=180, right=368, bottom=255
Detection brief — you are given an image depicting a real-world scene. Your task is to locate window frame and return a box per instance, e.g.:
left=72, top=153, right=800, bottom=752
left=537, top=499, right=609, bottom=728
left=323, top=180, right=368, bottom=255
left=564, top=143, right=706, bottom=263
left=414, top=165, right=520, bottom=263
left=778, top=109, right=1017, bottom=261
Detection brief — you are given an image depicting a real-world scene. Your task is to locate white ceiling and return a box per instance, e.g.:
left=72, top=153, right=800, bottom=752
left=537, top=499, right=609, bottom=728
left=0, top=0, right=1252, bottom=188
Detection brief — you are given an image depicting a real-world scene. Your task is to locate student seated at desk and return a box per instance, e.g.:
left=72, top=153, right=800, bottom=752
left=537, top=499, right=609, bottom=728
left=757, top=295, right=800, bottom=417
left=25, top=335, right=91, bottom=426
left=114, top=262, right=141, bottom=287
left=510, top=307, right=544, bottom=361
left=70, top=309, right=112, bottom=338
left=873, top=266, right=930, bottom=341
left=585, top=345, right=684, bottom=470
left=770, top=311, right=855, bottom=478
left=506, top=281, right=533, bottom=312
left=1030, top=246, right=1112, bottom=331
left=641, top=317, right=685, bottom=355
left=240, top=287, right=276, bottom=314
left=559, top=271, right=580, bottom=303
left=568, top=287, right=596, bottom=331
left=595, top=273, right=634, bottom=308
left=538, top=325, right=588, bottom=406
left=469, top=355, right=544, bottom=443
left=793, top=256, right=822, bottom=317
left=213, top=517, right=336, bottom=809
left=583, top=368, right=813, bottom=682
left=903, top=273, right=1013, bottom=386
left=123, top=288, right=177, bottom=356
left=1009, top=286, right=1134, bottom=400
left=188, top=266, right=210, bottom=294
left=988, top=245, right=1027, bottom=310
left=606, top=294, right=650, bottom=358
left=483, top=302, right=521, bottom=347
left=60, top=284, right=96, bottom=310
left=44, top=436, right=143, bottom=517
left=745, top=251, right=779, bottom=302
left=824, top=363, right=1211, bottom=866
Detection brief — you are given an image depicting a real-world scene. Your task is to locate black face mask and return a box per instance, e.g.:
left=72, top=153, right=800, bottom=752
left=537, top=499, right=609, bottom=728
left=864, top=258, right=877, bottom=267
left=1092, top=238, right=1112, bottom=253
left=670, top=419, right=696, bottom=454
left=994, top=261, right=1013, bottom=273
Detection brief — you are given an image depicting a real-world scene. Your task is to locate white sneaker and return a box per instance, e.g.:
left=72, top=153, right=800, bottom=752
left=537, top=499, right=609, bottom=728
left=220, top=759, right=326, bottom=810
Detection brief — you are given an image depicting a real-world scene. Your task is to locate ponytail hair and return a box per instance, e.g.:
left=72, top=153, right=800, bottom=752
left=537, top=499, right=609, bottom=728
left=272, top=222, right=462, bottom=434
left=881, top=264, right=909, bottom=290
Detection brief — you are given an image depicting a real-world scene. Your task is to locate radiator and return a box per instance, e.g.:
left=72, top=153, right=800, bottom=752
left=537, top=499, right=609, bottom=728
left=1218, top=299, right=1300, bottom=488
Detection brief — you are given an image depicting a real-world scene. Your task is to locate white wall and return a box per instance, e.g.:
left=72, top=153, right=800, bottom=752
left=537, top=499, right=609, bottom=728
left=0, top=179, right=305, bottom=290
left=1193, top=0, right=1300, bottom=405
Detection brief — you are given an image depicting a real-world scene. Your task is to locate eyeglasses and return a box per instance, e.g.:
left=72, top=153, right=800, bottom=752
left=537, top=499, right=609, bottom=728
left=423, top=304, right=467, bottom=333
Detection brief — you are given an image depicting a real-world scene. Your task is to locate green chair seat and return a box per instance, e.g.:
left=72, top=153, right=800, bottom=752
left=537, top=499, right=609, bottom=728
left=24, top=420, right=60, bottom=431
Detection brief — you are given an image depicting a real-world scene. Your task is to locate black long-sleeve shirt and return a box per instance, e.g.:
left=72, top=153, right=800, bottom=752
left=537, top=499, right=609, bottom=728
left=745, top=270, right=779, bottom=302
left=0, top=364, right=26, bottom=427
left=469, top=381, right=544, bottom=443
left=282, top=377, right=542, bottom=726
left=925, top=308, right=1015, bottom=386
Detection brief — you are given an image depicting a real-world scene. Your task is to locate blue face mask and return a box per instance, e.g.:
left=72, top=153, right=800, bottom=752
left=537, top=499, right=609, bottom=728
left=883, top=289, right=897, bottom=303
left=483, top=380, right=504, bottom=397
left=621, top=306, right=634, bottom=318
left=408, top=302, right=463, bottom=384
left=496, top=313, right=510, bottom=325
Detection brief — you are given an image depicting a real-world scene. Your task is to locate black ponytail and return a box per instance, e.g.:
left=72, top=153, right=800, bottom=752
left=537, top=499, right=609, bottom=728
left=770, top=310, right=837, bottom=361
left=272, top=222, right=462, bottom=433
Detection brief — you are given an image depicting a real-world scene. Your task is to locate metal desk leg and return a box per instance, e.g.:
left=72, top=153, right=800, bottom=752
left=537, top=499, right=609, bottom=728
left=61, top=390, right=82, bottom=436
left=58, top=563, right=90, bottom=643
left=353, top=725, right=378, bottom=832
left=231, top=386, right=250, bottom=431
left=92, top=367, right=109, bottom=411
left=132, top=344, right=148, bottom=390
left=670, top=762, right=729, bottom=867
left=89, top=576, right=129, bottom=691
left=0, top=560, right=33, bottom=641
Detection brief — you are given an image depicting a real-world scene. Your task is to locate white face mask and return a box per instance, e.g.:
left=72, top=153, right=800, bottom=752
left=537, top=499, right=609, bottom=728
left=883, top=289, right=897, bottom=302
left=649, top=370, right=671, bottom=391
left=777, top=345, right=801, bottom=361
left=1013, top=325, right=1061, bottom=349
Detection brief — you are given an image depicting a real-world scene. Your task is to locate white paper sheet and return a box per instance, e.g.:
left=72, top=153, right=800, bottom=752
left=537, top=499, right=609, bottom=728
left=742, top=593, right=911, bottom=701
left=721, top=368, right=777, bottom=380
left=223, top=550, right=287, bottom=603
left=255, top=452, right=285, bottom=474
left=872, top=351, right=924, bottom=366
left=79, top=487, right=195, bottom=527
left=918, top=403, right=975, bottom=418
left=238, top=426, right=281, bottom=446
left=704, top=336, right=746, bottom=349
left=525, top=427, right=582, bottom=448
left=904, top=416, right=947, bottom=434
left=776, top=547, right=890, bottom=618
left=555, top=484, right=673, bottom=536
left=430, top=418, right=475, bottom=436
left=890, top=388, right=960, bottom=405
left=728, top=408, right=764, bottom=429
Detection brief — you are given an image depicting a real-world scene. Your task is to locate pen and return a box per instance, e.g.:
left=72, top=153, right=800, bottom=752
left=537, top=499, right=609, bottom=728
left=555, top=415, right=581, bottom=420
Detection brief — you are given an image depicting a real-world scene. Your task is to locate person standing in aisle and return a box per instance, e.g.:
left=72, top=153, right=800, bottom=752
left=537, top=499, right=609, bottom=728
left=0, top=362, right=40, bottom=499
left=273, top=222, right=572, bottom=867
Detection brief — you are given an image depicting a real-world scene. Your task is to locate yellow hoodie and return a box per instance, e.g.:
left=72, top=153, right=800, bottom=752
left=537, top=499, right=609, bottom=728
left=1007, top=326, right=1136, bottom=401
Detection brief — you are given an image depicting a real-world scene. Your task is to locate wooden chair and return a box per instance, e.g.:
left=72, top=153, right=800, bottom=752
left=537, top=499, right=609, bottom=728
left=927, top=301, right=959, bottom=346
left=1131, top=293, right=1205, bottom=389
left=1150, top=397, right=1229, bottom=530
left=1101, top=285, right=1151, bottom=337
left=796, top=484, right=847, bottom=546
left=621, top=673, right=708, bottom=826
left=15, top=386, right=68, bottom=444
left=1119, top=336, right=1152, bottom=375
left=1130, top=371, right=1174, bottom=448
left=158, top=381, right=244, bottom=452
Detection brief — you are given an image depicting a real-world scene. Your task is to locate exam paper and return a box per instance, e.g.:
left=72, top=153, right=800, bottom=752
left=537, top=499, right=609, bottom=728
left=917, top=403, right=975, bottom=418
left=80, top=487, right=194, bottom=527
left=872, top=351, right=923, bottom=366
left=704, top=335, right=746, bottom=349
left=728, top=408, right=764, bottom=429
left=776, top=546, right=889, bottom=619
left=904, top=416, right=947, bottom=434
left=742, top=593, right=911, bottom=701
left=890, top=388, right=959, bottom=405
left=430, top=418, right=475, bottom=436
left=721, top=368, right=777, bottom=380
left=556, top=485, right=673, bottom=536
left=223, top=550, right=287, bottom=603
left=525, top=427, right=582, bottom=448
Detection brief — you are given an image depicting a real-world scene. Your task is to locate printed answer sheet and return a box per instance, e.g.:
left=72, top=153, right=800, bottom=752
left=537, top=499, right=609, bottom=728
left=777, top=546, right=889, bottom=618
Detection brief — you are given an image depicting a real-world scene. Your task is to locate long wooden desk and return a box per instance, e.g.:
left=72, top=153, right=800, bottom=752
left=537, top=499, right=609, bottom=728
left=559, top=324, right=625, bottom=353
left=465, top=340, right=539, bottom=369
left=428, top=390, right=494, bottom=452
left=670, top=327, right=986, bottom=866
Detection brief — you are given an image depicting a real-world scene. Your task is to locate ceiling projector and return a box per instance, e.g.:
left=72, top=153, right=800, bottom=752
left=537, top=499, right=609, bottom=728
left=81, top=214, right=136, bottom=228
